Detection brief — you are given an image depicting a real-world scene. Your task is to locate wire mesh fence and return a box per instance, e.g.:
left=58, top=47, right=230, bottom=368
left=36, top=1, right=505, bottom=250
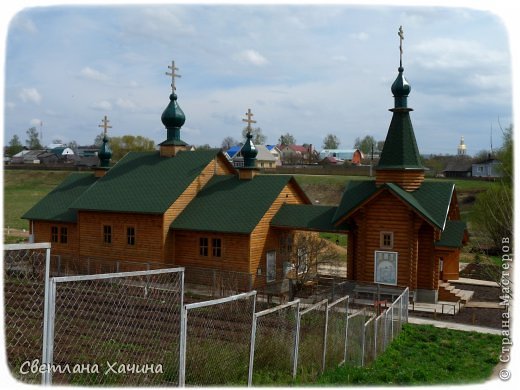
left=248, top=300, right=300, bottom=385
left=324, top=295, right=349, bottom=370
left=345, top=309, right=366, bottom=367
left=180, top=291, right=257, bottom=386
left=296, top=299, right=328, bottom=381
left=5, top=242, right=411, bottom=386
left=361, top=287, right=409, bottom=367
left=44, top=268, right=184, bottom=386
left=3, top=243, right=51, bottom=384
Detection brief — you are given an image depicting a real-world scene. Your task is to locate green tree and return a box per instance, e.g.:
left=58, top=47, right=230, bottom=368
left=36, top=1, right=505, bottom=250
left=470, top=124, right=513, bottom=251
left=109, top=135, right=156, bottom=161
left=7, top=134, right=24, bottom=156
left=25, top=127, right=42, bottom=149
left=221, top=136, right=239, bottom=151
left=241, top=127, right=266, bottom=144
left=67, top=140, right=78, bottom=152
left=354, top=135, right=376, bottom=154
left=94, top=132, right=105, bottom=147
left=197, top=144, right=213, bottom=150
left=377, top=140, right=385, bottom=152
left=278, top=133, right=296, bottom=146
left=322, top=133, right=340, bottom=149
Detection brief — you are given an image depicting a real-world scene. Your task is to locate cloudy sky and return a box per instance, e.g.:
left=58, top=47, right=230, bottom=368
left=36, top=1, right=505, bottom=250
left=2, top=1, right=515, bottom=155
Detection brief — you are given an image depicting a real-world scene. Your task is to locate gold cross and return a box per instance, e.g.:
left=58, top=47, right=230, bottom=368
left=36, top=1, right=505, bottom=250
left=165, top=60, right=181, bottom=91
left=398, top=26, right=404, bottom=67
left=242, top=108, right=257, bottom=131
left=98, top=115, right=112, bottom=135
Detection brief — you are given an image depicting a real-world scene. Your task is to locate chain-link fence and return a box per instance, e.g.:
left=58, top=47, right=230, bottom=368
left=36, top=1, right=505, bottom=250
left=180, top=291, right=257, bottom=386
left=49, top=255, right=167, bottom=276
left=361, top=287, right=409, bottom=367
left=324, top=295, right=349, bottom=370
left=4, top=243, right=51, bottom=384
left=345, top=309, right=366, bottom=367
left=296, top=299, right=328, bottom=381
left=43, top=268, right=184, bottom=386
left=248, top=299, right=300, bottom=385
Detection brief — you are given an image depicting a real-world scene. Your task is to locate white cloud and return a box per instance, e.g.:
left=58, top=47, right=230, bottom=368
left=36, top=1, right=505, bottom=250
left=6, top=102, right=16, bottom=109
left=19, top=88, right=42, bottom=104
left=79, top=67, right=110, bottom=82
left=234, top=50, right=268, bottom=66
left=412, top=38, right=507, bottom=70
left=349, top=32, right=369, bottom=41
left=11, top=15, right=37, bottom=33
left=116, top=97, right=138, bottom=110
left=29, top=118, right=42, bottom=127
left=332, top=55, right=348, bottom=63
left=90, top=100, right=112, bottom=111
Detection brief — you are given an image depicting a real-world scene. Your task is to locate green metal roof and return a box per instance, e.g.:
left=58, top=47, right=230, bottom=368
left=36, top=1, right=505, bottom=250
left=271, top=204, right=347, bottom=232
left=377, top=109, right=425, bottom=170
left=171, top=175, right=303, bottom=234
left=333, top=180, right=455, bottom=230
left=22, top=173, right=97, bottom=222
left=70, top=149, right=221, bottom=214
left=435, top=220, right=467, bottom=248
left=332, top=180, right=378, bottom=223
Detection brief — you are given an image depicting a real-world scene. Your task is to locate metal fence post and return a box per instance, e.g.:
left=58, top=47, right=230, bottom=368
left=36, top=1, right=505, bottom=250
left=361, top=309, right=366, bottom=367
left=292, top=300, right=301, bottom=379
left=178, top=305, right=188, bottom=387
left=322, top=301, right=329, bottom=373
left=343, top=297, right=349, bottom=363
left=390, top=302, right=394, bottom=340
left=248, top=315, right=258, bottom=387
left=42, top=278, right=56, bottom=385
left=41, top=246, right=52, bottom=385
left=374, top=317, right=378, bottom=361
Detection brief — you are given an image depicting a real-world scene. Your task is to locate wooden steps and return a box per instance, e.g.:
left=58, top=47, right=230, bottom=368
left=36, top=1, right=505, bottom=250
left=438, top=281, right=474, bottom=303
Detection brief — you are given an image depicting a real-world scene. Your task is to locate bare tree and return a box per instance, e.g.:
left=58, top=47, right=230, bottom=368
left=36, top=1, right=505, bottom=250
left=280, top=231, right=343, bottom=299
left=221, top=136, right=239, bottom=151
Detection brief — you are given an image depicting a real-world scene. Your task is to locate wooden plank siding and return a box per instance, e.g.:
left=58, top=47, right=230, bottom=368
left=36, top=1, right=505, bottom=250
left=162, top=154, right=234, bottom=263
left=249, top=181, right=308, bottom=285
left=78, top=211, right=164, bottom=263
left=173, top=231, right=250, bottom=272
left=350, top=191, right=426, bottom=287
left=416, top=223, right=436, bottom=290
left=32, top=221, right=78, bottom=260
left=375, top=170, right=425, bottom=191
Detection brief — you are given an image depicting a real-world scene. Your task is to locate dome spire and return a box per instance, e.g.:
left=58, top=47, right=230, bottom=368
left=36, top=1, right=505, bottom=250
left=391, top=25, right=411, bottom=108
left=160, top=59, right=188, bottom=157
left=240, top=108, right=258, bottom=168
left=97, top=115, right=112, bottom=168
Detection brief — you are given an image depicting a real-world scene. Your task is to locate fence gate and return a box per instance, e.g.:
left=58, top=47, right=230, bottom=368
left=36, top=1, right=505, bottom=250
left=179, top=291, right=257, bottom=386
left=4, top=243, right=51, bottom=384
left=42, top=267, right=184, bottom=386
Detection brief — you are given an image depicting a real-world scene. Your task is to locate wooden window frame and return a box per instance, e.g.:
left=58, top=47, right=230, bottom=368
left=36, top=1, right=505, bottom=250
left=126, top=226, right=136, bottom=246
left=212, top=238, right=222, bottom=257
left=380, top=231, right=394, bottom=249
left=51, top=226, right=58, bottom=243
left=103, top=225, right=112, bottom=245
left=60, top=227, right=68, bottom=244
left=199, top=237, right=209, bottom=257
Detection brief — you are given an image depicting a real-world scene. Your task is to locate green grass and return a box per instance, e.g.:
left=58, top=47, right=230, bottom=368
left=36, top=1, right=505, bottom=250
left=320, top=232, right=347, bottom=247
left=317, top=324, right=501, bottom=385
left=292, top=173, right=494, bottom=192
left=3, top=170, right=71, bottom=230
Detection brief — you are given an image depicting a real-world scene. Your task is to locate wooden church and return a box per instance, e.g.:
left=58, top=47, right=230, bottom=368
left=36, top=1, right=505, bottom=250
left=24, top=30, right=467, bottom=302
